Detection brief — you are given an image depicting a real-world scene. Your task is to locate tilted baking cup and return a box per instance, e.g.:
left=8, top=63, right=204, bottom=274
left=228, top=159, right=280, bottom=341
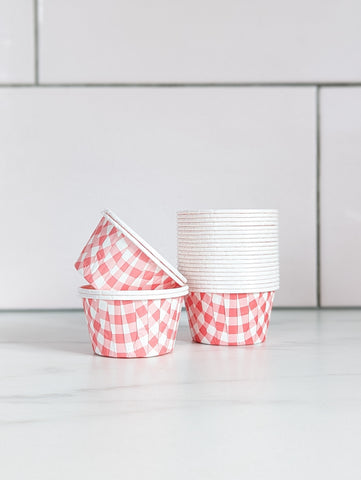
left=75, top=209, right=186, bottom=290
left=185, top=291, right=275, bottom=345
left=79, top=285, right=188, bottom=358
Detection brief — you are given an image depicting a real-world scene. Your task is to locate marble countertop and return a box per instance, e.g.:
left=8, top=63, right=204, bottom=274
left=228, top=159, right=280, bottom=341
left=1, top=309, right=361, bottom=479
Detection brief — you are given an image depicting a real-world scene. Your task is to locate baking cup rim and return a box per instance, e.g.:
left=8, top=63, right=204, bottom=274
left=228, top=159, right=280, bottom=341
left=102, top=209, right=187, bottom=287
left=79, top=284, right=189, bottom=300
left=177, top=209, right=278, bottom=215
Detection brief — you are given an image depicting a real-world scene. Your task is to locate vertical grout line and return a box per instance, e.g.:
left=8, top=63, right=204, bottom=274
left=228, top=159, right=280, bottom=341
left=33, top=0, right=39, bottom=84
left=316, top=86, right=321, bottom=307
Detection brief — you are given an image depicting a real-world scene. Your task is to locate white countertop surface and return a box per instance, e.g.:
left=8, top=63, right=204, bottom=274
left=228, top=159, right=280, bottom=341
left=1, top=309, right=360, bottom=479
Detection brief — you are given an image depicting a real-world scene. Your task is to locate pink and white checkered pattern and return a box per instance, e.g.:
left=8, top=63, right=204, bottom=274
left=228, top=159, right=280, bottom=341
left=185, top=291, right=275, bottom=346
left=75, top=216, right=178, bottom=290
left=82, top=295, right=183, bottom=358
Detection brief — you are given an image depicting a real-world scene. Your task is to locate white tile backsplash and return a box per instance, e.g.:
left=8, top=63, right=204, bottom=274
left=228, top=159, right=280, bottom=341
left=0, top=0, right=34, bottom=83
left=0, top=88, right=316, bottom=308
left=39, top=0, right=361, bottom=83
left=320, top=89, right=361, bottom=306
left=1, top=1, right=360, bottom=308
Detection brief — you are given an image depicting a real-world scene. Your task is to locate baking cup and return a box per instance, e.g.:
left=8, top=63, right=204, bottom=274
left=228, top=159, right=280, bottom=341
left=186, top=283, right=280, bottom=291
left=179, top=264, right=279, bottom=273
left=184, top=274, right=280, bottom=281
left=178, top=235, right=278, bottom=242
left=178, top=215, right=278, bottom=221
left=178, top=209, right=278, bottom=215
left=186, top=280, right=280, bottom=291
left=75, top=209, right=186, bottom=290
left=178, top=249, right=278, bottom=258
left=186, top=285, right=280, bottom=292
left=178, top=255, right=279, bottom=263
left=178, top=235, right=279, bottom=242
left=178, top=222, right=278, bottom=228
left=79, top=285, right=188, bottom=358
left=178, top=226, right=278, bottom=232
left=179, top=270, right=279, bottom=278
left=185, top=291, right=274, bottom=345
left=178, top=242, right=279, bottom=250
left=178, top=242, right=278, bottom=249
left=178, top=221, right=278, bottom=228
left=178, top=229, right=278, bottom=235
left=178, top=234, right=278, bottom=241
left=178, top=247, right=279, bottom=255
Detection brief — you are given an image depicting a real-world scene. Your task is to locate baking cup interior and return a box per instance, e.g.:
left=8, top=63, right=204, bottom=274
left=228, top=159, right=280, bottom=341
left=103, top=209, right=187, bottom=287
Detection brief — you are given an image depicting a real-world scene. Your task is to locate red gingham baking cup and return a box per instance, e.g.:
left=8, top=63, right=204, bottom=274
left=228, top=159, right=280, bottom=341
left=75, top=209, right=187, bottom=290
left=185, top=291, right=275, bottom=346
left=79, top=285, right=188, bottom=358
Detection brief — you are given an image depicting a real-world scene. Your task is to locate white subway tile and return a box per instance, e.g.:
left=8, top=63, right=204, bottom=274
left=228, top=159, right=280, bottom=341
left=39, top=0, right=361, bottom=83
left=0, top=88, right=316, bottom=307
left=0, top=0, right=34, bottom=83
left=320, top=89, right=361, bottom=306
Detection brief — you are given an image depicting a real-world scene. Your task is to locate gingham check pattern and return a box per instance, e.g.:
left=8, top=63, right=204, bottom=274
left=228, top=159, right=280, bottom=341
left=75, top=216, right=178, bottom=290
left=82, top=296, right=183, bottom=358
left=185, top=291, right=274, bottom=345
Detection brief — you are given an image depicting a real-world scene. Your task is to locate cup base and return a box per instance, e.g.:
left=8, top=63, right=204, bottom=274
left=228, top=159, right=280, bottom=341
left=91, top=345, right=174, bottom=358
left=190, top=334, right=266, bottom=346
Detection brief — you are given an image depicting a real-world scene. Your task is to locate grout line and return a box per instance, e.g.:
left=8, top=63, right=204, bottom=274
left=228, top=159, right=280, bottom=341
left=0, top=309, right=83, bottom=313
left=316, top=87, right=321, bottom=307
left=33, top=0, right=39, bottom=84
left=1, top=82, right=361, bottom=89
left=0, top=306, right=360, bottom=313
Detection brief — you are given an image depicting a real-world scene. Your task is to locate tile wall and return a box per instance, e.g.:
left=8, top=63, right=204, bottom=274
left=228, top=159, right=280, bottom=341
left=0, top=1, right=359, bottom=307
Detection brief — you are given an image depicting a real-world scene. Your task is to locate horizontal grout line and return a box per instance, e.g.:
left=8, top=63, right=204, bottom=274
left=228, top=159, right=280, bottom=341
left=0, top=309, right=83, bottom=313
left=1, top=82, right=361, bottom=89
left=0, top=307, right=360, bottom=313
left=273, top=306, right=361, bottom=310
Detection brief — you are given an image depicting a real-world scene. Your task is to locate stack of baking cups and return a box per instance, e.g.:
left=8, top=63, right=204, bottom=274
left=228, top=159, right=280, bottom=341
left=177, top=210, right=279, bottom=346
left=75, top=209, right=188, bottom=358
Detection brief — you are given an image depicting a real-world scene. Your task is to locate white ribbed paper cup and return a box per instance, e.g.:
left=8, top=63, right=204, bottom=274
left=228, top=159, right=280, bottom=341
left=184, top=274, right=280, bottom=282
left=178, top=229, right=278, bottom=234
left=186, top=282, right=280, bottom=293
left=179, top=210, right=278, bottom=346
left=178, top=255, right=279, bottom=262
left=178, top=267, right=280, bottom=276
left=177, top=209, right=278, bottom=216
left=179, top=247, right=279, bottom=255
